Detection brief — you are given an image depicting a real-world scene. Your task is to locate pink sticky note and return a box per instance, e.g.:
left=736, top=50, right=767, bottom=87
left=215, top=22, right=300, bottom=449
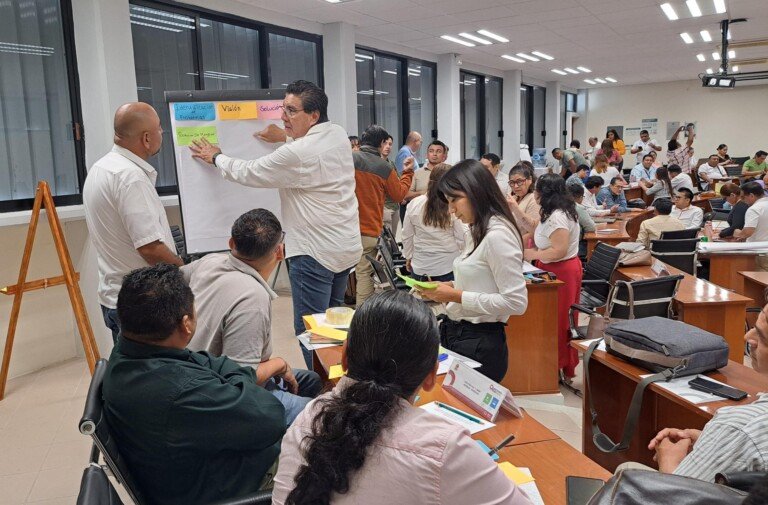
left=258, top=101, right=284, bottom=120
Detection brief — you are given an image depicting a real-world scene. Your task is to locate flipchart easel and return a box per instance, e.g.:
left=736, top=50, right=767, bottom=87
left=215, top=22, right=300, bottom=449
left=0, top=181, right=100, bottom=400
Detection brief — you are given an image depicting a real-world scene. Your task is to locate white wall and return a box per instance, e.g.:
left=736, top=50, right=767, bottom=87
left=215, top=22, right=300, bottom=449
left=585, top=80, right=768, bottom=163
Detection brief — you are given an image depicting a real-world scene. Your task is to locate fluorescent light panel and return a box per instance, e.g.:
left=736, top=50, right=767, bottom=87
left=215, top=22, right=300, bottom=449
left=441, top=35, right=475, bottom=47
left=686, top=0, right=702, bottom=17
left=576, top=66, right=591, bottom=73
left=712, top=52, right=720, bottom=60
left=477, top=29, right=508, bottom=43
left=502, top=54, right=525, bottom=63
left=696, top=53, right=705, bottom=61
left=551, top=69, right=567, bottom=75
left=733, top=65, right=739, bottom=72
left=680, top=32, right=694, bottom=44
left=605, top=77, right=617, bottom=83
left=660, top=3, right=679, bottom=20
left=594, top=78, right=606, bottom=83
left=531, top=51, right=554, bottom=60
left=516, top=52, right=539, bottom=62
left=459, top=32, right=492, bottom=45
left=728, top=49, right=735, bottom=58
left=700, top=30, right=711, bottom=42
left=714, top=0, right=726, bottom=13
left=563, top=67, right=579, bottom=74
left=584, top=79, right=596, bottom=84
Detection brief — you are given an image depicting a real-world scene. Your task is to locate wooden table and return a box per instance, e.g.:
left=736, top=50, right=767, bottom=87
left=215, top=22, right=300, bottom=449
left=740, top=271, right=768, bottom=307
left=706, top=252, right=758, bottom=294
left=616, top=260, right=751, bottom=363
left=691, top=192, right=718, bottom=211
left=584, top=210, right=654, bottom=258
left=573, top=340, right=768, bottom=472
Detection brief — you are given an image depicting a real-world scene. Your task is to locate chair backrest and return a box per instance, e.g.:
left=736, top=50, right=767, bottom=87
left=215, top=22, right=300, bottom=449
left=170, top=225, right=186, bottom=256
left=707, top=197, right=725, bottom=212
left=607, top=275, right=684, bottom=320
left=366, top=254, right=396, bottom=290
left=377, top=240, right=398, bottom=278
left=380, top=225, right=401, bottom=257
left=660, top=228, right=699, bottom=240
left=649, top=239, right=700, bottom=275
left=711, top=210, right=730, bottom=221
left=583, top=243, right=622, bottom=303
left=79, top=359, right=146, bottom=505
left=77, top=464, right=124, bottom=505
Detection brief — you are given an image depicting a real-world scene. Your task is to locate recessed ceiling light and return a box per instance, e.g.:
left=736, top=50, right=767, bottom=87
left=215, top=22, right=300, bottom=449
left=459, top=32, right=492, bottom=45
left=576, top=66, right=591, bottom=73
left=680, top=32, right=694, bottom=44
left=728, top=49, right=736, bottom=58
left=714, top=0, right=726, bottom=14
left=686, top=0, right=702, bottom=17
left=584, top=79, right=596, bottom=84
left=354, top=53, right=373, bottom=60
left=594, top=78, right=607, bottom=84
left=441, top=35, right=475, bottom=47
left=563, top=67, right=579, bottom=74
left=605, top=77, right=617, bottom=83
left=516, top=53, right=540, bottom=62
left=706, top=68, right=713, bottom=74
left=733, top=65, right=739, bottom=72
left=700, top=30, right=712, bottom=42
left=696, top=53, right=706, bottom=61
left=712, top=52, right=720, bottom=60
left=551, top=69, right=567, bottom=75
left=502, top=54, right=525, bottom=63
left=531, top=51, right=554, bottom=60
left=383, top=70, right=398, bottom=75
left=660, top=3, right=679, bottom=20
left=477, top=29, right=508, bottom=43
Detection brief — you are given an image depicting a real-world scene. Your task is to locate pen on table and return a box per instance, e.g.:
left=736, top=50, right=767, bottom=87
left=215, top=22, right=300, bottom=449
left=488, top=433, right=516, bottom=456
left=435, top=401, right=483, bottom=424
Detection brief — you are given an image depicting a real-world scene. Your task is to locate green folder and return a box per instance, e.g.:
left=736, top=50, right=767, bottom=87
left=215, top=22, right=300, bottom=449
left=396, top=272, right=438, bottom=289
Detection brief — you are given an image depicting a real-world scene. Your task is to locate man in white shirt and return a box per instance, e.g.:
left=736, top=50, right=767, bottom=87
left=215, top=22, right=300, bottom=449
left=668, top=165, right=695, bottom=193
left=735, top=183, right=768, bottom=270
left=189, top=81, right=362, bottom=369
left=583, top=176, right=616, bottom=216
left=670, top=188, right=704, bottom=229
left=83, top=102, right=182, bottom=343
left=630, top=129, right=662, bottom=164
left=698, top=154, right=728, bottom=191
left=585, top=137, right=599, bottom=161
left=479, top=152, right=509, bottom=197
left=629, top=153, right=657, bottom=183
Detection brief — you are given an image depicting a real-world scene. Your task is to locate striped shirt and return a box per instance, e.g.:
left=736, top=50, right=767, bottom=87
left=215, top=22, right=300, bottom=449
left=674, top=393, right=768, bottom=481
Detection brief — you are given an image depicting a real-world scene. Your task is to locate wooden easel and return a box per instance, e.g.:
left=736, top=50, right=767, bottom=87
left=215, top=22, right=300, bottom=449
left=0, top=181, right=100, bottom=400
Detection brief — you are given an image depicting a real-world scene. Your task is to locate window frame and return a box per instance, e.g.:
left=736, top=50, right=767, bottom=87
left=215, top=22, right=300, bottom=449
left=0, top=0, right=86, bottom=213
left=460, top=71, right=503, bottom=159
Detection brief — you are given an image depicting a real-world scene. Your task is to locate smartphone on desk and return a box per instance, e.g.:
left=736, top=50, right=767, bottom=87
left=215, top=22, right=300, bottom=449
left=566, top=476, right=605, bottom=505
left=688, top=377, right=747, bottom=401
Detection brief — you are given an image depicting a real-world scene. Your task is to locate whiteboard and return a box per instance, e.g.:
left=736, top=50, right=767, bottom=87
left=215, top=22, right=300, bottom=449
left=165, top=89, right=285, bottom=253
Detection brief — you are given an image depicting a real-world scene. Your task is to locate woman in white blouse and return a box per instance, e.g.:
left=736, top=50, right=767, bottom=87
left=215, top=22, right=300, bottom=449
left=524, top=174, right=582, bottom=379
left=591, top=154, right=626, bottom=186
left=402, top=164, right=466, bottom=282
left=417, top=160, right=528, bottom=382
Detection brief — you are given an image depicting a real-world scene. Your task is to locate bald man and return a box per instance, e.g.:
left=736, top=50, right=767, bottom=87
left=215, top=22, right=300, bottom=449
left=83, top=102, right=182, bottom=343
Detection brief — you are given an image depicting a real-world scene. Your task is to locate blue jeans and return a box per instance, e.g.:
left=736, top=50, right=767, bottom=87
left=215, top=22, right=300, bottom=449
left=288, top=255, right=351, bottom=369
left=101, top=305, right=121, bottom=343
left=265, top=368, right=322, bottom=425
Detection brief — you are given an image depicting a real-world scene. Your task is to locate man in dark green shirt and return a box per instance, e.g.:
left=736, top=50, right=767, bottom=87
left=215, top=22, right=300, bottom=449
left=103, top=264, right=286, bottom=505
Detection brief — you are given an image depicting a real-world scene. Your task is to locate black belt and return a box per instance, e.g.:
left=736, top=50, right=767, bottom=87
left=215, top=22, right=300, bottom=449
left=438, top=314, right=506, bottom=330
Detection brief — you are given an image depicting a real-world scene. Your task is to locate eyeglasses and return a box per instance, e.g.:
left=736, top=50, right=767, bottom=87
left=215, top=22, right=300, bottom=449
left=509, top=178, right=528, bottom=187
left=279, top=105, right=305, bottom=118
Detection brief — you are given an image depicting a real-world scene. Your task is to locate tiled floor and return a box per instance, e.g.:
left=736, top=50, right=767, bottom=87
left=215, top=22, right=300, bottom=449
left=0, top=293, right=583, bottom=504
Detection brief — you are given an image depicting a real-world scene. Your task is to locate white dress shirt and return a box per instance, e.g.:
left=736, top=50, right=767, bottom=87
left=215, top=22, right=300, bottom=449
left=671, top=205, right=704, bottom=229
left=697, top=163, right=727, bottom=190
left=83, top=145, right=176, bottom=308
left=215, top=121, right=362, bottom=273
left=671, top=173, right=695, bottom=193
left=401, top=195, right=467, bottom=277
left=582, top=190, right=611, bottom=217
left=745, top=197, right=768, bottom=242
left=594, top=166, right=621, bottom=186
left=632, top=139, right=660, bottom=163
left=533, top=210, right=580, bottom=263
left=447, top=216, right=528, bottom=323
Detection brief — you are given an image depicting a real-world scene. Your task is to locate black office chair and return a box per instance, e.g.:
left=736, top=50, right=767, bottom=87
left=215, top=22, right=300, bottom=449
left=366, top=254, right=407, bottom=291
left=79, top=360, right=272, bottom=505
left=381, top=225, right=403, bottom=260
left=660, top=228, right=699, bottom=240
left=570, top=275, right=684, bottom=340
left=580, top=243, right=622, bottom=309
left=650, top=238, right=699, bottom=275
left=377, top=240, right=405, bottom=276
left=706, top=197, right=725, bottom=212
left=76, top=463, right=124, bottom=505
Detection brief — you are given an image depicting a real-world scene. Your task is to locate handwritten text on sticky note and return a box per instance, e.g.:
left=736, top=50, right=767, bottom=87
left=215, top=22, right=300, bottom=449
left=258, top=101, right=284, bottom=120
left=176, top=126, right=219, bottom=147
left=174, top=102, right=215, bottom=121
left=218, top=102, right=258, bottom=120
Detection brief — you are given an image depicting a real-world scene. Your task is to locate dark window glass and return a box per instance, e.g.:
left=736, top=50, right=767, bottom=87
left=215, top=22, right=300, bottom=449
left=269, top=33, right=318, bottom=87
left=407, top=62, right=436, bottom=161
left=485, top=77, right=502, bottom=156
left=200, top=19, right=261, bottom=91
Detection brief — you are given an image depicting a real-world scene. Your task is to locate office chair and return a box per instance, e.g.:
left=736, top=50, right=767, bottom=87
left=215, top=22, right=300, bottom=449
left=659, top=228, right=699, bottom=240
left=79, top=360, right=273, bottom=505
left=705, top=210, right=731, bottom=222
left=569, top=275, right=684, bottom=340
left=731, top=156, right=750, bottom=166
left=377, top=240, right=406, bottom=276
left=76, top=462, right=124, bottom=504
left=366, top=254, right=407, bottom=291
left=706, top=197, right=725, bottom=212
left=650, top=238, right=699, bottom=275
left=170, top=225, right=186, bottom=256
left=380, top=225, right=403, bottom=260
left=580, top=243, right=622, bottom=309
left=724, top=166, right=742, bottom=177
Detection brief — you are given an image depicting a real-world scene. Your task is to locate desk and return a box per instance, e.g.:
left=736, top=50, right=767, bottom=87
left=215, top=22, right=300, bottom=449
left=705, top=253, right=758, bottom=294
left=584, top=210, right=654, bottom=259
left=740, top=271, right=768, bottom=307
left=691, top=192, right=718, bottom=211
left=616, top=260, right=751, bottom=363
left=573, top=340, right=768, bottom=472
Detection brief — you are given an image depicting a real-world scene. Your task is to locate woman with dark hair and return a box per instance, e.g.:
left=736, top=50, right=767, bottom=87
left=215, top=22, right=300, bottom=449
left=595, top=138, right=623, bottom=167
left=641, top=166, right=674, bottom=203
left=272, top=291, right=532, bottom=505
left=524, top=174, right=582, bottom=379
left=717, top=144, right=731, bottom=165
left=607, top=129, right=626, bottom=156
left=506, top=162, right=541, bottom=237
left=402, top=164, right=466, bottom=282
left=417, top=160, right=528, bottom=382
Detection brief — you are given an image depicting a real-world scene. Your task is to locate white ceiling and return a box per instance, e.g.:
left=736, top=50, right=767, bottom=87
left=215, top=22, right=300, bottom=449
left=241, top=0, right=768, bottom=88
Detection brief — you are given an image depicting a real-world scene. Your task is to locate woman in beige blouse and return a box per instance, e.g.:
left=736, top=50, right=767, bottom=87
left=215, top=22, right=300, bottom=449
left=507, top=162, right=540, bottom=242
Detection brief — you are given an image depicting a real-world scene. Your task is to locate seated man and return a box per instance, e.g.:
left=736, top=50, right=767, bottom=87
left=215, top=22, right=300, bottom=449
left=670, top=188, right=704, bottom=229
left=742, top=150, right=767, bottom=179
left=668, top=164, right=695, bottom=193
left=597, top=177, right=644, bottom=213
left=566, top=164, right=589, bottom=188
left=698, top=154, right=727, bottom=191
left=647, top=302, right=768, bottom=481
left=103, top=264, right=285, bottom=505
left=183, top=209, right=321, bottom=425
left=629, top=154, right=657, bottom=183
left=636, top=199, right=685, bottom=249
left=567, top=183, right=596, bottom=257
left=735, top=182, right=768, bottom=271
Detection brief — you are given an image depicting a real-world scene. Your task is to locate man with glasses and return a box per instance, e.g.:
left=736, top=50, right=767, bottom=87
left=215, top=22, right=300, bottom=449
left=182, top=209, right=320, bottom=426
left=671, top=188, right=704, bottom=229
left=596, top=177, right=635, bottom=213
left=190, top=80, right=362, bottom=370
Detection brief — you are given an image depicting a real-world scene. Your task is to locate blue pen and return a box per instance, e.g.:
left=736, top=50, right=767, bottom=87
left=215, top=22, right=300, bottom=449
left=438, top=353, right=449, bottom=362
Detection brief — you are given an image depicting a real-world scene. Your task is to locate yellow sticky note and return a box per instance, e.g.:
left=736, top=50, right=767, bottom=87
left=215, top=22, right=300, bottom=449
left=328, top=364, right=346, bottom=379
left=497, top=462, right=535, bottom=485
left=176, top=126, right=218, bottom=146
left=303, top=315, right=319, bottom=330
left=218, top=102, right=258, bottom=120
left=310, top=326, right=347, bottom=342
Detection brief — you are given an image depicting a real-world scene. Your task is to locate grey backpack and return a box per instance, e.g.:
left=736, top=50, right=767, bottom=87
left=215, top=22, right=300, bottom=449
left=584, top=317, right=729, bottom=453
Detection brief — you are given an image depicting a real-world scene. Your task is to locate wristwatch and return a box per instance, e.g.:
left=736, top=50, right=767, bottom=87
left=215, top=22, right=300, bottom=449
left=211, top=152, right=221, bottom=166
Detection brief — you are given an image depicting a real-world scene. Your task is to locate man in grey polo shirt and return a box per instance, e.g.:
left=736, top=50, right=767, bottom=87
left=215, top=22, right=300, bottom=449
left=182, top=209, right=320, bottom=425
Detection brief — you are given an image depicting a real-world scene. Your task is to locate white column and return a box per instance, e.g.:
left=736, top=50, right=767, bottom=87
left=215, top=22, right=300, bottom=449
left=573, top=89, right=589, bottom=146
left=502, top=69, right=522, bottom=167
left=436, top=53, right=461, bottom=163
left=322, top=22, right=357, bottom=134
left=545, top=81, right=562, bottom=152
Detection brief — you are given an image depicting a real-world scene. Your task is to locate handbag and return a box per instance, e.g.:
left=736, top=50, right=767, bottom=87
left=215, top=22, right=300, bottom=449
left=587, top=470, right=748, bottom=505
left=618, top=249, right=652, bottom=266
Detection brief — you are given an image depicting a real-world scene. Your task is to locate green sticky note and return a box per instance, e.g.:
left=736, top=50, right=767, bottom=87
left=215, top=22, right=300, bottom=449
left=176, top=126, right=219, bottom=147
left=396, top=272, right=438, bottom=290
